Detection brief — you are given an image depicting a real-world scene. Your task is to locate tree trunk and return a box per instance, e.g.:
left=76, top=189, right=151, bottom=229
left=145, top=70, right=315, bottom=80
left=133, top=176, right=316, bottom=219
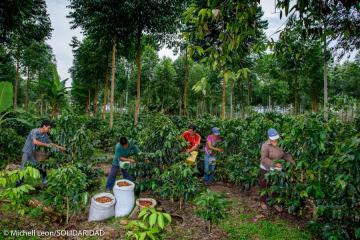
left=66, top=197, right=69, bottom=225
left=268, top=95, right=271, bottom=110
left=134, top=30, right=142, bottom=126
left=183, top=48, right=189, bottom=116
left=110, top=36, right=117, bottom=129
left=94, top=79, right=98, bottom=115
left=102, top=51, right=110, bottom=120
left=179, top=197, right=183, bottom=210
left=248, top=79, right=252, bottom=107
left=323, top=35, right=328, bottom=120
left=294, top=77, right=300, bottom=115
left=230, top=80, right=235, bottom=118
left=221, top=78, right=226, bottom=119
left=52, top=104, right=58, bottom=118
left=86, top=90, right=90, bottom=116
left=40, top=100, right=43, bottom=115
left=25, top=68, right=30, bottom=111
left=311, top=89, right=319, bottom=112
left=14, top=55, right=20, bottom=110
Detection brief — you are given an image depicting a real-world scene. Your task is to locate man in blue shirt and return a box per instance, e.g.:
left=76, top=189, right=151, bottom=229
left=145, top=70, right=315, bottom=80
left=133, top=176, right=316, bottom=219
left=105, top=137, right=140, bottom=191
left=17, top=120, right=54, bottom=187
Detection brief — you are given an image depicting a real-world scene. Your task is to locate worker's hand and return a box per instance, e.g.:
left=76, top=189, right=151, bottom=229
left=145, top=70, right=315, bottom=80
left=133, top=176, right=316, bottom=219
left=58, top=146, right=66, bottom=152
left=128, top=159, right=136, bottom=164
left=275, top=163, right=282, bottom=169
left=218, top=148, right=224, bottom=152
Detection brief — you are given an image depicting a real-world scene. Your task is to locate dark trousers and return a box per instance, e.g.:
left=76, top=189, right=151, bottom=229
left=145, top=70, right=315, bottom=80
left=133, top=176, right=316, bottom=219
left=259, top=169, right=268, bottom=203
left=259, top=168, right=279, bottom=204
left=105, top=164, right=135, bottom=190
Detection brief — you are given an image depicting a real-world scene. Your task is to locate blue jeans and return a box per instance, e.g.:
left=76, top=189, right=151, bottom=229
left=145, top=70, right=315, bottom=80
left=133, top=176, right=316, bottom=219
left=204, top=153, right=216, bottom=183
left=105, top=165, right=134, bottom=190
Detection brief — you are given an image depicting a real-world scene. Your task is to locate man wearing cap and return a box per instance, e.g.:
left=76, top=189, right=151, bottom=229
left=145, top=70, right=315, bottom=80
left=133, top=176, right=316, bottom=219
left=182, top=124, right=201, bottom=166
left=204, top=127, right=224, bottom=184
left=259, top=128, right=295, bottom=205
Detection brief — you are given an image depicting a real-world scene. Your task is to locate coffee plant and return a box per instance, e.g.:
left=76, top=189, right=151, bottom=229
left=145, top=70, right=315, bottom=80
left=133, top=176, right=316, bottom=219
left=194, top=189, right=231, bottom=233
left=0, top=128, right=23, bottom=167
left=137, top=114, right=187, bottom=167
left=44, top=165, right=88, bottom=224
left=0, top=166, right=40, bottom=215
left=126, top=207, right=172, bottom=240
left=52, top=112, right=97, bottom=164
left=155, top=162, right=201, bottom=209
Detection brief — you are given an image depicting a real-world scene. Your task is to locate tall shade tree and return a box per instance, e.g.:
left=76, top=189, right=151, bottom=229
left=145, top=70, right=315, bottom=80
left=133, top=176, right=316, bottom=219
left=183, top=0, right=266, bottom=119
left=0, top=0, right=52, bottom=44
left=70, top=36, right=107, bottom=115
left=0, top=46, right=15, bottom=83
left=273, top=18, right=324, bottom=114
left=130, top=0, right=189, bottom=125
left=276, top=0, right=360, bottom=118
left=148, top=57, right=178, bottom=112
left=68, top=0, right=134, bottom=128
left=140, top=45, right=160, bottom=107
left=2, top=0, right=51, bottom=109
left=22, top=41, right=53, bottom=110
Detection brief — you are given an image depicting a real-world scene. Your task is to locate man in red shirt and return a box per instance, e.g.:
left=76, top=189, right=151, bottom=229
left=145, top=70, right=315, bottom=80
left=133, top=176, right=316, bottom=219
left=182, top=124, right=201, bottom=166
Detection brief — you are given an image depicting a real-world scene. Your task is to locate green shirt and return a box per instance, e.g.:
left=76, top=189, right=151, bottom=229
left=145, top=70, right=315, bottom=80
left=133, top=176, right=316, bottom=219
left=112, top=143, right=140, bottom=167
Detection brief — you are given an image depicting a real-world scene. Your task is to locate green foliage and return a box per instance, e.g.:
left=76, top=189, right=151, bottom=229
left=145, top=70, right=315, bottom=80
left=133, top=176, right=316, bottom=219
left=147, top=58, right=178, bottom=113
left=256, top=114, right=360, bottom=239
left=75, top=162, right=102, bottom=190
left=194, top=189, right=231, bottom=232
left=44, top=165, right=88, bottom=224
left=0, top=0, right=52, bottom=44
left=276, top=0, right=360, bottom=52
left=0, top=167, right=40, bottom=215
left=96, top=114, right=135, bottom=151
left=129, top=114, right=188, bottom=192
left=226, top=154, right=258, bottom=190
left=193, top=112, right=359, bottom=238
left=0, top=128, right=23, bottom=167
left=52, top=112, right=96, bottom=163
left=126, top=207, right=172, bottom=240
left=221, top=209, right=311, bottom=240
left=0, top=81, right=13, bottom=112
left=155, top=162, right=201, bottom=208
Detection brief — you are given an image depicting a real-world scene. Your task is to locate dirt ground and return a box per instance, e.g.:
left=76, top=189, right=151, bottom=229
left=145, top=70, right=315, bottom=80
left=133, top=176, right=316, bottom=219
left=0, top=179, right=310, bottom=240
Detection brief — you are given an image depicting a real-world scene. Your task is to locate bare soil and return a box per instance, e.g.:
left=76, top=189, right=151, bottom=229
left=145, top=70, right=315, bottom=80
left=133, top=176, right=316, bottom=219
left=0, top=182, right=309, bottom=240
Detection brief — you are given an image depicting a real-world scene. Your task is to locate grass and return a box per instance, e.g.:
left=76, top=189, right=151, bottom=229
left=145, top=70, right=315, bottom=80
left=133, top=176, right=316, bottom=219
left=220, top=201, right=312, bottom=240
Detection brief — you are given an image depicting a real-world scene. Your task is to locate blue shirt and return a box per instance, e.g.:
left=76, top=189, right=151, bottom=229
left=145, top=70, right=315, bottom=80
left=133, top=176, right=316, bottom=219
left=22, top=128, right=51, bottom=153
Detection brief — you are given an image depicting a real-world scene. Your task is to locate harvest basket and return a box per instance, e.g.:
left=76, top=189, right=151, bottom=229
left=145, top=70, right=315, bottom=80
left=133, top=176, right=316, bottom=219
left=33, top=151, right=51, bottom=162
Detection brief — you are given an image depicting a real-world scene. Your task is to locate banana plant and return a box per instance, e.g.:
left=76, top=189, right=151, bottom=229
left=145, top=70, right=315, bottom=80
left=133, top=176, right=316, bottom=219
left=0, top=81, right=13, bottom=126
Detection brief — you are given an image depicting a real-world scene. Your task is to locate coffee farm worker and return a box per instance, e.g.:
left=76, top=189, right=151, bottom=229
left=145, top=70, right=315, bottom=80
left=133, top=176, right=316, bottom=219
left=106, top=137, right=140, bottom=191
left=17, top=120, right=63, bottom=187
left=182, top=124, right=201, bottom=166
left=259, top=128, right=295, bottom=203
left=204, top=127, right=224, bottom=184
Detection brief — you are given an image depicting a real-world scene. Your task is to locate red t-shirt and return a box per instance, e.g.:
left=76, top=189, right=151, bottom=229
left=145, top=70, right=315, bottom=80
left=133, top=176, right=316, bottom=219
left=182, top=130, right=201, bottom=150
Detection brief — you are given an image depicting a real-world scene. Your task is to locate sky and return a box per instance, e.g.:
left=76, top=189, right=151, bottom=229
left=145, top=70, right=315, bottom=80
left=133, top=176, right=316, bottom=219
left=44, top=0, right=290, bottom=84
